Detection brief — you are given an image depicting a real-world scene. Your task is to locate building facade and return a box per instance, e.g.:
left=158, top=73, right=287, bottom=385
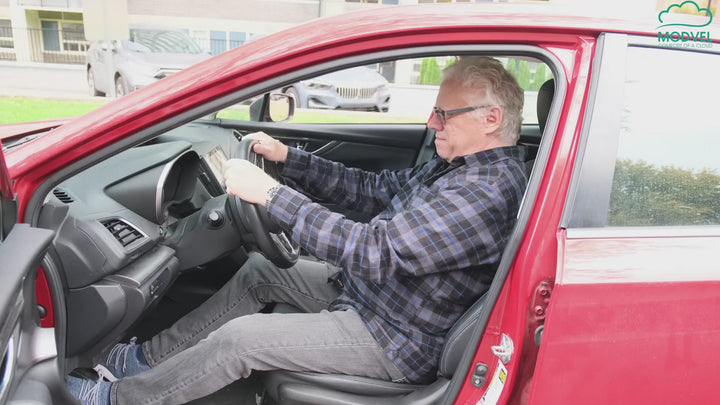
left=0, top=0, right=498, bottom=65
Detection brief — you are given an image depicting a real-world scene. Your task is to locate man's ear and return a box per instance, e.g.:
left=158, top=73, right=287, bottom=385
left=483, top=106, right=503, bottom=133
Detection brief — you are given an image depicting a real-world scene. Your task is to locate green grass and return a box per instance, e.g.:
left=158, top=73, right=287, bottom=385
left=0, top=96, right=107, bottom=125
left=0, top=96, right=424, bottom=125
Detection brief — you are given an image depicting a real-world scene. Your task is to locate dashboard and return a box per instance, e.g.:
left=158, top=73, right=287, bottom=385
left=38, top=122, right=241, bottom=357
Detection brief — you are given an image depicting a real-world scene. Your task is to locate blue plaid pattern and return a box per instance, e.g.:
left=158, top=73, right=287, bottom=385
left=268, top=146, right=528, bottom=383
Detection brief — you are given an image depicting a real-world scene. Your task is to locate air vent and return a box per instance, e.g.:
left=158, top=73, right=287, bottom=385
left=100, top=218, right=144, bottom=248
left=52, top=188, right=74, bottom=204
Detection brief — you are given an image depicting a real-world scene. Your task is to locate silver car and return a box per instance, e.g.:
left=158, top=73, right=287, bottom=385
left=283, top=66, right=391, bottom=112
left=86, top=27, right=210, bottom=97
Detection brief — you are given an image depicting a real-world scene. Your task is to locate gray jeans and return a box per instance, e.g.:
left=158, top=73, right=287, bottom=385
left=112, top=253, right=406, bottom=404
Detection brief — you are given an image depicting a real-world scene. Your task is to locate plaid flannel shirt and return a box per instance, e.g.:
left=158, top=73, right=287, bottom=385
left=267, top=145, right=528, bottom=383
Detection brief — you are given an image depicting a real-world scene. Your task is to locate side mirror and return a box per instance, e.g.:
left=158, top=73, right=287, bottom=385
left=249, top=93, right=295, bottom=123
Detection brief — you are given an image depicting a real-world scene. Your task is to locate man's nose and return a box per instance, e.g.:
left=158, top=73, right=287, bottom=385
left=427, top=111, right=443, bottom=131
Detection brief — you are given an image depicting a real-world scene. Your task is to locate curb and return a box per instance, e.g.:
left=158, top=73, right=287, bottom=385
left=0, top=61, right=85, bottom=70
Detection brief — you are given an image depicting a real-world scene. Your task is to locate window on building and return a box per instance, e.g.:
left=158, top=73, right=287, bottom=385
left=207, top=30, right=249, bottom=55
left=40, top=20, right=88, bottom=53
left=0, top=19, right=13, bottom=49
left=210, top=31, right=227, bottom=55
left=61, top=22, right=87, bottom=52
left=229, top=32, right=246, bottom=49
left=41, top=21, right=61, bottom=51
left=607, top=47, right=720, bottom=226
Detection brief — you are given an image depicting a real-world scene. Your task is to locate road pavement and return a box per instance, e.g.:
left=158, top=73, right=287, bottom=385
left=0, top=62, right=94, bottom=100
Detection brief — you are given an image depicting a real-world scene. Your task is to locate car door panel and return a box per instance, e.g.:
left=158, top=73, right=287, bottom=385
left=531, top=231, right=720, bottom=404
left=220, top=121, right=429, bottom=172
left=0, top=224, right=57, bottom=405
left=529, top=34, right=720, bottom=405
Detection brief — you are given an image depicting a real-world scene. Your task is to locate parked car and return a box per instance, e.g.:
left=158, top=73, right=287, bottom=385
left=2, top=3, right=720, bottom=405
left=283, top=66, right=391, bottom=112
left=85, top=26, right=210, bottom=97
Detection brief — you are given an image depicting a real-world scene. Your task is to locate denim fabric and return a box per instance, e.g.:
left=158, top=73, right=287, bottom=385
left=112, top=253, right=404, bottom=404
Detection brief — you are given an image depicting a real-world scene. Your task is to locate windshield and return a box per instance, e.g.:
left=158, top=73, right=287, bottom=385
left=124, top=29, right=203, bottom=54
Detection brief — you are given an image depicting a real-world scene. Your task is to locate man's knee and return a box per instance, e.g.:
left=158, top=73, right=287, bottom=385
left=206, top=313, right=269, bottom=353
left=236, top=252, right=277, bottom=285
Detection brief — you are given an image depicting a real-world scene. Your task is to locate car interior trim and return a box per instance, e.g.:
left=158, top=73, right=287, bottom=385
left=154, top=149, right=201, bottom=223
left=221, top=121, right=426, bottom=150
left=39, top=254, right=69, bottom=371
left=0, top=322, right=17, bottom=404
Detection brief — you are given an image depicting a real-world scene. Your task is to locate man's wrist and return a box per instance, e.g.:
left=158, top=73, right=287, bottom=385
left=265, top=184, right=282, bottom=207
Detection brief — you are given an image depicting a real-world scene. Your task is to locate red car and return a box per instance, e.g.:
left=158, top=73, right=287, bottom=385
left=1, top=3, right=719, bottom=404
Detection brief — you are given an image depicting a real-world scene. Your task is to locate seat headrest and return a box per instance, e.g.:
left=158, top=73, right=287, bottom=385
left=536, top=79, right=555, bottom=134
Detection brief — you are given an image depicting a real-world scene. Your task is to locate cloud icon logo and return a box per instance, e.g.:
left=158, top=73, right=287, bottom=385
left=658, top=1, right=713, bottom=28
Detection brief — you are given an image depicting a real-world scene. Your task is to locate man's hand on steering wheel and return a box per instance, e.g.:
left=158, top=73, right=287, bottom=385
left=223, top=159, right=278, bottom=206
left=245, top=131, right=289, bottom=163
left=223, top=134, right=300, bottom=269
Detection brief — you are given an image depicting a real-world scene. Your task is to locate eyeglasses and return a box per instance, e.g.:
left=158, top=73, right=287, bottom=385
left=431, top=105, right=495, bottom=127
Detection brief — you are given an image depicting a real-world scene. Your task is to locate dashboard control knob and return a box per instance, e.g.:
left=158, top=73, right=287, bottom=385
left=207, top=210, right=224, bottom=227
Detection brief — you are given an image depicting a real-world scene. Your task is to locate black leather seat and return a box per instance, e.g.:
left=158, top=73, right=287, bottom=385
left=523, top=78, right=555, bottom=175
left=537, top=78, right=555, bottom=135
left=263, top=294, right=487, bottom=405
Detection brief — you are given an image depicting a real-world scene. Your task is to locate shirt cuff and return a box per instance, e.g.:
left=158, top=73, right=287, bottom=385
left=266, top=185, right=311, bottom=230
left=281, top=147, right=312, bottom=180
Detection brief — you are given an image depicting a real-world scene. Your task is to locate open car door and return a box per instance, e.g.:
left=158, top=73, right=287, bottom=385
left=0, top=146, right=61, bottom=405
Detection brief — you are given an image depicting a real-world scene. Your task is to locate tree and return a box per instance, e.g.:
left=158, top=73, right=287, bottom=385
left=531, top=64, right=548, bottom=91
left=505, top=59, right=517, bottom=78
left=516, top=60, right=531, bottom=89
left=418, top=57, right=441, bottom=85
left=608, top=159, right=720, bottom=226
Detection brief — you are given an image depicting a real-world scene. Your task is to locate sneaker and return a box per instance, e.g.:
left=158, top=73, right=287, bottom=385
left=99, top=337, right=150, bottom=380
left=66, top=376, right=112, bottom=405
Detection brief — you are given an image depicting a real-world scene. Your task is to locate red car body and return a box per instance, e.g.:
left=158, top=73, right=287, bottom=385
left=1, top=3, right=719, bottom=404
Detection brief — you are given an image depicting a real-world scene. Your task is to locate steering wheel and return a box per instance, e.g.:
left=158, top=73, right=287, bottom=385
left=226, top=138, right=299, bottom=268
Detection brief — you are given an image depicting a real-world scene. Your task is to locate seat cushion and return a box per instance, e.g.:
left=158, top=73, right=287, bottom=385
left=264, top=370, right=425, bottom=398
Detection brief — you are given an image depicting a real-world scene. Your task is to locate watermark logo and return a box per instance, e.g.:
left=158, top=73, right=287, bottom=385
left=656, top=1, right=714, bottom=48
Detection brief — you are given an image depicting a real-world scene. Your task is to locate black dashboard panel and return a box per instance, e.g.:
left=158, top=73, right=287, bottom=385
left=41, top=141, right=192, bottom=288
left=38, top=124, right=240, bottom=357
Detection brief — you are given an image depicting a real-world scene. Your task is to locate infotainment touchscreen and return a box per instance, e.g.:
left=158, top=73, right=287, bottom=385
left=203, top=146, right=228, bottom=192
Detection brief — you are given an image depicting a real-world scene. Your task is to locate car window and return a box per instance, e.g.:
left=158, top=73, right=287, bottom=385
left=607, top=47, right=720, bottom=226
left=217, top=55, right=551, bottom=125
left=126, top=28, right=203, bottom=54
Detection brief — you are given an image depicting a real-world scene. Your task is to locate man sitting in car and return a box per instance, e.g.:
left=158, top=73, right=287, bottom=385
left=68, top=56, right=529, bottom=405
